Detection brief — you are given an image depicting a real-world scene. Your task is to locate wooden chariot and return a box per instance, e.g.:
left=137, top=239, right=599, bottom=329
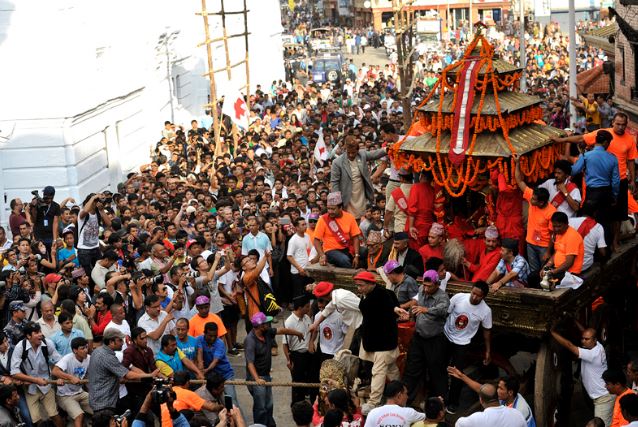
left=306, top=238, right=638, bottom=426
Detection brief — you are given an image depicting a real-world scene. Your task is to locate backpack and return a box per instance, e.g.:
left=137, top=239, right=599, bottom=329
left=245, top=276, right=281, bottom=318
left=19, top=338, right=50, bottom=375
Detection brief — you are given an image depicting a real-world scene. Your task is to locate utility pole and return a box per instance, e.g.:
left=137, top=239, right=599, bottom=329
left=568, top=0, right=577, bottom=127
left=519, top=0, right=526, bottom=92
left=159, top=31, right=179, bottom=124
left=393, top=0, right=416, bottom=127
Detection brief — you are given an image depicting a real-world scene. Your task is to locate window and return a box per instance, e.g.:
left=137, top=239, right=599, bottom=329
left=174, top=75, right=182, bottom=100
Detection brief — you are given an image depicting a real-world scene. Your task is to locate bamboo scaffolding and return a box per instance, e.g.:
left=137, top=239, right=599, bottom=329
left=197, top=0, right=251, bottom=157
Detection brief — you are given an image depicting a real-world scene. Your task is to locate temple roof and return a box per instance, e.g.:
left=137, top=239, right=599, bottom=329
left=576, top=65, right=611, bottom=95
left=581, top=24, right=616, bottom=53
left=399, top=123, right=565, bottom=157
left=417, top=91, right=541, bottom=115
left=446, top=58, right=521, bottom=76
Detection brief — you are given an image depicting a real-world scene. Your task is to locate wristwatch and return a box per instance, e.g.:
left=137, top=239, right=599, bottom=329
left=563, top=192, right=569, bottom=197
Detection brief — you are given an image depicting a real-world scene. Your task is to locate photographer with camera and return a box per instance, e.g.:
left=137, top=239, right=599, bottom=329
left=171, top=371, right=223, bottom=414
left=78, top=193, right=112, bottom=281
left=28, top=187, right=60, bottom=251
left=9, top=199, right=31, bottom=240
left=88, top=293, right=114, bottom=338
left=138, top=295, right=175, bottom=355
left=126, top=381, right=192, bottom=427
left=148, top=244, right=178, bottom=285
left=91, top=251, right=120, bottom=293
left=0, top=270, right=31, bottom=326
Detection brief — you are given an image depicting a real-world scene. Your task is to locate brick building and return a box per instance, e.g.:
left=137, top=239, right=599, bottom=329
left=612, top=4, right=638, bottom=126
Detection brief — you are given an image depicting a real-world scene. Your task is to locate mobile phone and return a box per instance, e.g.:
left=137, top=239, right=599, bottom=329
left=279, top=217, right=291, bottom=225
left=224, top=395, right=233, bottom=411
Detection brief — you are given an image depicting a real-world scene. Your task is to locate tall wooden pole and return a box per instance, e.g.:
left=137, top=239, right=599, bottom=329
left=243, top=0, right=251, bottom=114
left=519, top=0, right=526, bottom=92
left=219, top=0, right=239, bottom=152
left=200, top=0, right=222, bottom=157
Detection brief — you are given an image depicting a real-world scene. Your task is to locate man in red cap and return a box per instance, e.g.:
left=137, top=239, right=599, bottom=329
left=308, top=281, right=362, bottom=353
left=353, top=271, right=409, bottom=415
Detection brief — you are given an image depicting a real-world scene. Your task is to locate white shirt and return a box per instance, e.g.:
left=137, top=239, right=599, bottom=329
left=578, top=342, right=609, bottom=399
left=105, top=320, right=131, bottom=351
left=455, top=405, right=526, bottom=427
left=37, top=317, right=61, bottom=338
left=321, top=289, right=363, bottom=330
left=282, top=313, right=312, bottom=352
left=539, top=178, right=581, bottom=217
left=55, top=353, right=90, bottom=396
left=364, top=404, right=425, bottom=427
left=287, top=233, right=312, bottom=274
left=439, top=271, right=451, bottom=291
left=444, top=293, right=492, bottom=345
left=77, top=213, right=100, bottom=250
left=504, top=394, right=534, bottom=425
left=138, top=311, right=175, bottom=354
left=568, top=217, right=606, bottom=271
left=315, top=311, right=347, bottom=355
left=91, top=262, right=116, bottom=290
left=218, top=270, right=239, bottom=296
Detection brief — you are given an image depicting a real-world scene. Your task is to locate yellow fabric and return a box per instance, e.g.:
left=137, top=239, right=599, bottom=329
left=155, top=349, right=186, bottom=377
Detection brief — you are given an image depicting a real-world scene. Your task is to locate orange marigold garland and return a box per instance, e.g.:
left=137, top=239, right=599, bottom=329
left=389, top=30, right=560, bottom=198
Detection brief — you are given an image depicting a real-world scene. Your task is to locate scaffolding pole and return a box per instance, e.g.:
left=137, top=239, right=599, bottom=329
left=197, top=0, right=251, bottom=157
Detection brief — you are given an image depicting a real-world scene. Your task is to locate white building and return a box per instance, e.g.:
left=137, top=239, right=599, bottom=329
left=0, top=0, right=284, bottom=232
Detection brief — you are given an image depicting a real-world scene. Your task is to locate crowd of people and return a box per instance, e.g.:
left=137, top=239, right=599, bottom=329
left=0, top=7, right=638, bottom=427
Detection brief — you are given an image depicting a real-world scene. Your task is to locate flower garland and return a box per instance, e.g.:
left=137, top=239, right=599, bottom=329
left=389, top=31, right=559, bottom=199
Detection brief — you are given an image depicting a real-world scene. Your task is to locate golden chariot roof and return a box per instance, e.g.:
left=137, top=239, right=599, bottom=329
left=418, top=92, right=541, bottom=115
left=390, top=24, right=565, bottom=195
left=400, top=123, right=563, bottom=157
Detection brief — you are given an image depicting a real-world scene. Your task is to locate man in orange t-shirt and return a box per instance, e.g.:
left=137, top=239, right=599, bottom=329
left=172, top=371, right=222, bottom=412
left=514, top=155, right=557, bottom=276
left=602, top=368, right=635, bottom=427
left=313, top=191, right=362, bottom=268
left=188, top=295, right=228, bottom=338
left=547, top=212, right=584, bottom=277
left=554, top=112, right=638, bottom=249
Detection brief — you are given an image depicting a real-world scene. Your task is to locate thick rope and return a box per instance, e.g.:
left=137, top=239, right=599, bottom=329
left=45, top=379, right=320, bottom=388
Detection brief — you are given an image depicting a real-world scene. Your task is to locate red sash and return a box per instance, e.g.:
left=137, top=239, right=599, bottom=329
left=391, top=187, right=409, bottom=213
left=551, top=182, right=578, bottom=208
left=322, top=214, right=351, bottom=249
left=577, top=217, right=597, bottom=238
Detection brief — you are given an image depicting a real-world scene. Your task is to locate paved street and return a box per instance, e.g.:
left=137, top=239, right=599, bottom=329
left=344, top=45, right=390, bottom=67
left=233, top=311, right=298, bottom=425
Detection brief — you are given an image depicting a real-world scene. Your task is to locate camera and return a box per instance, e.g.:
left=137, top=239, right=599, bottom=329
left=152, top=378, right=172, bottom=404
left=31, top=190, right=47, bottom=209
left=150, top=274, right=164, bottom=286
left=114, top=409, right=130, bottom=425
